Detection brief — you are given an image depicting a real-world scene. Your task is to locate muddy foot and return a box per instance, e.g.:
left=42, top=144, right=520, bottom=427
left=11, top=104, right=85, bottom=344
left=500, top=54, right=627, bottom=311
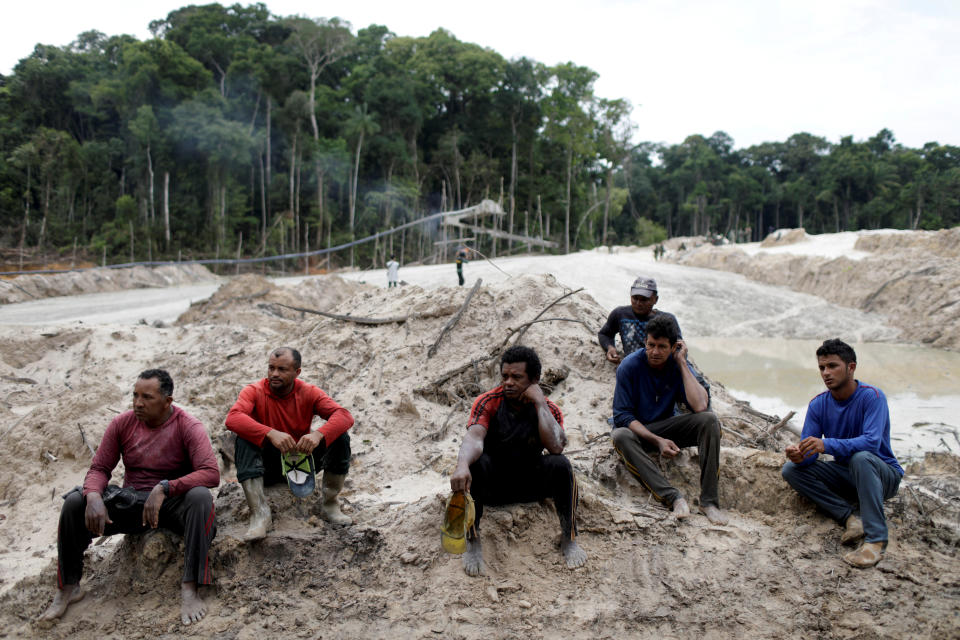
left=561, top=539, right=587, bottom=569
left=181, top=582, right=207, bottom=625
left=700, top=504, right=729, bottom=525
left=462, top=537, right=483, bottom=577
left=672, top=497, right=690, bottom=519
left=39, top=585, right=84, bottom=621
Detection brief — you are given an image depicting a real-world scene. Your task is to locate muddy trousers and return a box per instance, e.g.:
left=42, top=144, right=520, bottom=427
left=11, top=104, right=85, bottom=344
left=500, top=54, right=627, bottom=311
left=781, top=451, right=901, bottom=543
left=468, top=453, right=578, bottom=541
left=56, top=487, right=216, bottom=588
left=235, top=433, right=351, bottom=485
left=611, top=411, right=722, bottom=508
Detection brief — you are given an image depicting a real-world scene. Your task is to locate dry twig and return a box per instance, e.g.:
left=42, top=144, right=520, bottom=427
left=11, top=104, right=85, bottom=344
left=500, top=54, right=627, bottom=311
left=427, top=278, right=482, bottom=358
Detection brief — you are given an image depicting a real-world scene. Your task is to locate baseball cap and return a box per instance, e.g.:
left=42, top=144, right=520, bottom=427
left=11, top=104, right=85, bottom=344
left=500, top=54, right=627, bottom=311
left=630, top=277, right=658, bottom=297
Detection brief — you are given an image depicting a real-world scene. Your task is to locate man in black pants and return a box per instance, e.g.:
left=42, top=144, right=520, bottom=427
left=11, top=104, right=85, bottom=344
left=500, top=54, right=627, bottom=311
left=450, top=345, right=587, bottom=576
left=611, top=314, right=729, bottom=525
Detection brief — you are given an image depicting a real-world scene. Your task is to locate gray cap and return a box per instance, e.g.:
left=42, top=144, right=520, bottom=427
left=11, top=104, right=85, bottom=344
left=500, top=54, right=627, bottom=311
left=630, top=276, right=658, bottom=297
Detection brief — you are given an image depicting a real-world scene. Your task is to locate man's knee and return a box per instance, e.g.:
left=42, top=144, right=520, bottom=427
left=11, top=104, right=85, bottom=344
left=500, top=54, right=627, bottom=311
left=694, top=411, right=720, bottom=439
left=322, top=432, right=351, bottom=475
left=611, top=427, right=634, bottom=451
left=781, top=461, right=800, bottom=485
left=848, top=451, right=883, bottom=480
left=183, top=486, right=214, bottom=512
left=61, top=489, right=85, bottom=519
left=542, top=453, right=573, bottom=478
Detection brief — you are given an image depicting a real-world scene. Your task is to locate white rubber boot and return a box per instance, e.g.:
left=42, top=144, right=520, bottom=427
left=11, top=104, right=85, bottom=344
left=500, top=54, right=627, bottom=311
left=320, top=473, right=352, bottom=525
left=240, top=477, right=271, bottom=541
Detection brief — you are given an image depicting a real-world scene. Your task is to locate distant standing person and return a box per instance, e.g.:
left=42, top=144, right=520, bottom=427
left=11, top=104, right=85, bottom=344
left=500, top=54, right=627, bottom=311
left=450, top=346, right=587, bottom=576
left=456, top=247, right=469, bottom=286
left=781, top=338, right=903, bottom=568
left=386, top=255, right=399, bottom=288
left=40, top=369, right=219, bottom=626
left=598, top=277, right=680, bottom=364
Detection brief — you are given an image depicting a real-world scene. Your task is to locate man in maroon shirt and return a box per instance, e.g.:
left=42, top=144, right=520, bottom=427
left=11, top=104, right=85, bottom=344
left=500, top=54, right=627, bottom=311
left=40, top=369, right=219, bottom=626
left=226, top=347, right=354, bottom=540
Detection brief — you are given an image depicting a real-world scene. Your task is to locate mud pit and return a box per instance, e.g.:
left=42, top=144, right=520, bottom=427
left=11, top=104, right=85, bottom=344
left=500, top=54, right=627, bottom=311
left=0, top=271, right=958, bottom=639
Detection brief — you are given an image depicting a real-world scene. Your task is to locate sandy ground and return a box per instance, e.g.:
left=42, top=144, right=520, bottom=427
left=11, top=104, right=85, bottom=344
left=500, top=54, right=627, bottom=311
left=0, top=233, right=958, bottom=639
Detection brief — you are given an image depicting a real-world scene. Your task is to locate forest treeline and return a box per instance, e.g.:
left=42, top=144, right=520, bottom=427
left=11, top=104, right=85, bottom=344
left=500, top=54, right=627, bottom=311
left=1, top=3, right=958, bottom=269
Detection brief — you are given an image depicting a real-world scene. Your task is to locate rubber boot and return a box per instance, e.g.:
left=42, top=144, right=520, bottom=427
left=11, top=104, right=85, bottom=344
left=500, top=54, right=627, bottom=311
left=240, top=476, right=271, bottom=541
left=320, top=472, right=352, bottom=525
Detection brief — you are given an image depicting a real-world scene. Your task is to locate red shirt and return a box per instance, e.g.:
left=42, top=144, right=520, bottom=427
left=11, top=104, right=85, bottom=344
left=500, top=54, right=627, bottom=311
left=225, top=378, right=354, bottom=447
left=467, top=386, right=564, bottom=431
left=83, top=406, right=220, bottom=497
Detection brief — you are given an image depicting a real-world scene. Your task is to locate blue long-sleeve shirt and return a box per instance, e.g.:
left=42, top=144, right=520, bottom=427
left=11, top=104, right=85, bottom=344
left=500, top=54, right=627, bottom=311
left=799, top=381, right=903, bottom=475
left=612, top=349, right=703, bottom=429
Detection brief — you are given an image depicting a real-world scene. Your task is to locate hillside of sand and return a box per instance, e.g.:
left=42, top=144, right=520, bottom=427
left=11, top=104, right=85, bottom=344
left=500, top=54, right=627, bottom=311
left=0, top=270, right=957, bottom=639
left=666, top=227, right=960, bottom=350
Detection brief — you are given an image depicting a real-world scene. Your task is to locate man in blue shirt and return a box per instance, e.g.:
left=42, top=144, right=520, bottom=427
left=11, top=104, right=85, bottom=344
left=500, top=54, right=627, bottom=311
left=611, top=314, right=728, bottom=525
left=781, top=338, right=903, bottom=568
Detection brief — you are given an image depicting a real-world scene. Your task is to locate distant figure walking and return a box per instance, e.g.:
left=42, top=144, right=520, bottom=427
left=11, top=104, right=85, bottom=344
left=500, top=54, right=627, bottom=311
left=386, top=255, right=399, bottom=288
left=456, top=247, right=469, bottom=286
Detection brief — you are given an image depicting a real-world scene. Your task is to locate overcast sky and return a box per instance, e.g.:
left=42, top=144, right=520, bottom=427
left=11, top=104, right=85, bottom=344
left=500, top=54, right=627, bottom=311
left=3, top=0, right=958, bottom=150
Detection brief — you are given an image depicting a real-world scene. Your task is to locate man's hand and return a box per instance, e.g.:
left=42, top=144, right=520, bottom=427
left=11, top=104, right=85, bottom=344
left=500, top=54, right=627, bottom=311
left=84, top=492, right=112, bottom=536
left=605, top=346, right=622, bottom=364
left=784, top=444, right=805, bottom=464
left=143, top=484, right=165, bottom=528
left=296, top=431, right=324, bottom=454
left=450, top=465, right=472, bottom=493
left=657, top=437, right=681, bottom=459
left=265, top=429, right=297, bottom=453
left=673, top=340, right=689, bottom=365
left=520, top=383, right=547, bottom=405
left=798, top=436, right=825, bottom=459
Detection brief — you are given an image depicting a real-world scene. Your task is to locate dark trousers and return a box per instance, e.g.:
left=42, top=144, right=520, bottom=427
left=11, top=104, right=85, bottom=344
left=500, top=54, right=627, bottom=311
left=781, top=451, right=901, bottom=542
left=235, top=432, right=351, bottom=484
left=468, top=452, right=579, bottom=540
left=611, top=411, right=722, bottom=508
left=57, top=486, right=216, bottom=587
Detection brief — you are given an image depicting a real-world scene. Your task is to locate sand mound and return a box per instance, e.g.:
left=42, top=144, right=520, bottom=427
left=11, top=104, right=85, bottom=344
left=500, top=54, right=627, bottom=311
left=760, top=228, right=809, bottom=247
left=0, top=264, right=218, bottom=304
left=669, top=228, right=960, bottom=350
left=0, top=273, right=957, bottom=638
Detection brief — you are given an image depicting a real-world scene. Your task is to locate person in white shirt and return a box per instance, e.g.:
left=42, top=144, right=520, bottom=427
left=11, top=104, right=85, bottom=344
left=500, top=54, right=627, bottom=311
left=386, top=255, right=399, bottom=288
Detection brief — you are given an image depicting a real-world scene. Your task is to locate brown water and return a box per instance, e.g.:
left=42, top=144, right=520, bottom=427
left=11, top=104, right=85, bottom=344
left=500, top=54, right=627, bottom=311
left=691, top=337, right=960, bottom=460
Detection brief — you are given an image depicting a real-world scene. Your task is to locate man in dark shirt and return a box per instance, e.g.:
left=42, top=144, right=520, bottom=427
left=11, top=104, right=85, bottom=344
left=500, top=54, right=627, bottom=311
left=450, top=346, right=587, bottom=576
left=40, top=369, right=220, bottom=625
left=611, top=315, right=728, bottom=525
left=598, top=276, right=680, bottom=364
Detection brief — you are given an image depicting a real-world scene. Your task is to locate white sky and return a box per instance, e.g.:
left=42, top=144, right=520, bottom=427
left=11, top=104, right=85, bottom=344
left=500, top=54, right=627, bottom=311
left=3, top=0, right=959, bottom=149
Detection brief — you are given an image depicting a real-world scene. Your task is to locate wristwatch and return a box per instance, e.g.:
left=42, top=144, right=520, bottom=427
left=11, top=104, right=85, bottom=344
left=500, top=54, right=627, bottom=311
left=159, top=480, right=170, bottom=496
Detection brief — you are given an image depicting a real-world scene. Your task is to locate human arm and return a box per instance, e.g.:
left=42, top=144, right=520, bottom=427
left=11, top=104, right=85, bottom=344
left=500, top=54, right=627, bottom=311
left=299, top=388, right=354, bottom=453
left=821, top=387, right=889, bottom=460
left=169, top=416, right=221, bottom=494
left=522, top=383, right=566, bottom=454
left=225, top=384, right=275, bottom=447
left=82, top=417, right=123, bottom=498
left=598, top=310, right=621, bottom=362
left=450, top=425, right=487, bottom=493
left=674, top=341, right=709, bottom=413
left=786, top=400, right=823, bottom=466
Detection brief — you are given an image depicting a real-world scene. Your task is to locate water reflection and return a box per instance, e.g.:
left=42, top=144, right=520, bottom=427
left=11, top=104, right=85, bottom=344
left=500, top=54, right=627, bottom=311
left=691, top=337, right=960, bottom=460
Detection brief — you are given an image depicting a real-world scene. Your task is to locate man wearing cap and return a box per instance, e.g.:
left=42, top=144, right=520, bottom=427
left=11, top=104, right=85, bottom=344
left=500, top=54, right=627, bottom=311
left=598, top=276, right=681, bottom=364
left=226, top=347, right=354, bottom=540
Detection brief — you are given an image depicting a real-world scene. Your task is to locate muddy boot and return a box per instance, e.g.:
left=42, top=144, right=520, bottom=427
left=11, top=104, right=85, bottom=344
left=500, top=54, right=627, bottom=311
left=240, top=476, right=271, bottom=541
left=841, top=514, right=865, bottom=545
left=843, top=541, right=886, bottom=568
left=320, top=472, right=352, bottom=525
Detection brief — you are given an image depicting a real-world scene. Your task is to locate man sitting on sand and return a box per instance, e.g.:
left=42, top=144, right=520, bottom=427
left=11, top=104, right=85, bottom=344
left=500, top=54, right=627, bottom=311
left=226, top=347, right=354, bottom=539
left=598, top=276, right=680, bottom=364
left=450, top=345, right=587, bottom=576
left=781, top=339, right=903, bottom=568
left=41, top=369, right=219, bottom=626
left=611, top=314, right=729, bottom=525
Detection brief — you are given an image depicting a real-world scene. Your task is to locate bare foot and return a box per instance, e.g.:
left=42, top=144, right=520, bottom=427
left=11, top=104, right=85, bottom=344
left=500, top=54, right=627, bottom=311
left=39, top=585, right=85, bottom=621
left=462, top=537, right=483, bottom=577
left=561, top=539, right=587, bottom=569
left=181, top=582, right=207, bottom=625
left=700, top=504, right=729, bottom=525
left=671, top=497, right=690, bottom=519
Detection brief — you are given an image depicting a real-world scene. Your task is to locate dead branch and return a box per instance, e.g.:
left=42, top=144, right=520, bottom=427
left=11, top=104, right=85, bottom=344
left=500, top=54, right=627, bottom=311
left=428, top=278, right=482, bottom=358
left=416, top=355, right=498, bottom=393
left=500, top=317, right=593, bottom=348
left=419, top=400, right=467, bottom=443
left=722, top=424, right=752, bottom=443
left=512, top=288, right=585, bottom=345
left=77, top=423, right=96, bottom=456
left=263, top=302, right=409, bottom=325
left=754, top=410, right=797, bottom=446
left=215, top=289, right=270, bottom=310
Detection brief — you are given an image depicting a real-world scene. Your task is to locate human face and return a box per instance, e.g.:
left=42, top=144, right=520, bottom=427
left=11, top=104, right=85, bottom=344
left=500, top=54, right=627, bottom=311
left=631, top=293, right=658, bottom=317
left=818, top=354, right=856, bottom=395
left=501, top=362, right=534, bottom=400
left=133, top=377, right=172, bottom=427
left=267, top=351, right=300, bottom=396
left=644, top=334, right=674, bottom=369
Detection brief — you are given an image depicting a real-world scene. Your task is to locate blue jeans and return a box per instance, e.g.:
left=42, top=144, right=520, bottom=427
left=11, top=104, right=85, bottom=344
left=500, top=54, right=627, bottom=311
left=781, top=451, right=901, bottom=543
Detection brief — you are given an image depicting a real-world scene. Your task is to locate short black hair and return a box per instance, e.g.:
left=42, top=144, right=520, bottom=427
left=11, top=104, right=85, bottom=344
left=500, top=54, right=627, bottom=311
left=139, top=369, right=173, bottom=396
left=500, top=345, right=541, bottom=382
left=645, top=313, right=679, bottom=345
left=816, top=338, right=857, bottom=365
left=272, top=347, right=302, bottom=368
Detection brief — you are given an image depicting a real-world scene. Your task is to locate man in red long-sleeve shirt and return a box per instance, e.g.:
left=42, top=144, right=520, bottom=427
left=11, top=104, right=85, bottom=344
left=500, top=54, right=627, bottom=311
left=40, top=369, right=219, bottom=626
left=226, top=347, right=354, bottom=540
